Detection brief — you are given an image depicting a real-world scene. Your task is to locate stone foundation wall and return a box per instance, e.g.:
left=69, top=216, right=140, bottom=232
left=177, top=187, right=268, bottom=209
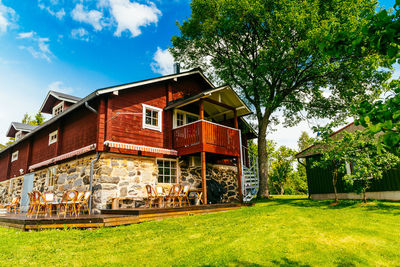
left=0, top=152, right=240, bottom=212
left=0, top=176, right=24, bottom=205
left=180, top=163, right=239, bottom=203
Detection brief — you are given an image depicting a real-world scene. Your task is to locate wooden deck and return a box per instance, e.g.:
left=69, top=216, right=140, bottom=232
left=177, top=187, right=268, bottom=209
left=0, top=203, right=244, bottom=231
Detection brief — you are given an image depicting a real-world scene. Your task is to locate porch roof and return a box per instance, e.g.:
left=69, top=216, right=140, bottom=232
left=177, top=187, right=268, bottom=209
left=165, top=85, right=252, bottom=121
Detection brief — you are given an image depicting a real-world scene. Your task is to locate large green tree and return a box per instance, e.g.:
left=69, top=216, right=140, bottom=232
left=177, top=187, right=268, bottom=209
left=171, top=0, right=389, bottom=198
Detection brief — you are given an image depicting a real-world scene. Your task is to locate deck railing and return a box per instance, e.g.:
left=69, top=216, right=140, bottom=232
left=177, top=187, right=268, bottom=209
left=173, top=120, right=240, bottom=155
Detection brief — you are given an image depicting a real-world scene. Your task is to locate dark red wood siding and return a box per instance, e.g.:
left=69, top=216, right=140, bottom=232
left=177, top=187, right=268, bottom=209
left=0, top=153, right=9, bottom=181
left=109, top=83, right=167, bottom=148
left=60, top=106, right=97, bottom=154
left=9, top=141, right=29, bottom=178
left=30, top=125, right=58, bottom=166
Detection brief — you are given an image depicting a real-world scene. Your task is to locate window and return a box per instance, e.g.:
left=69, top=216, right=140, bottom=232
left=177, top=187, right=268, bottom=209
left=15, top=131, right=22, bottom=141
left=46, top=167, right=56, bottom=189
left=11, top=151, right=18, bottom=162
left=174, top=110, right=199, bottom=128
left=52, top=101, right=64, bottom=116
left=157, top=159, right=177, bottom=184
left=176, top=112, right=184, bottom=127
left=49, top=130, right=58, bottom=145
left=142, top=104, right=162, bottom=131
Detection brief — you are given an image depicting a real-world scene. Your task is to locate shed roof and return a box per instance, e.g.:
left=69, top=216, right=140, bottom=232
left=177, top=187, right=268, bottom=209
left=295, top=122, right=365, bottom=158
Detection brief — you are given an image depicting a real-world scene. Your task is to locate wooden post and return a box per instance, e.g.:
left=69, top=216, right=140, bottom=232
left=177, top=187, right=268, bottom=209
left=201, top=151, right=207, bottom=204
left=237, top=156, right=243, bottom=202
left=234, top=109, right=238, bottom=129
left=199, top=100, right=207, bottom=204
left=199, top=100, right=204, bottom=120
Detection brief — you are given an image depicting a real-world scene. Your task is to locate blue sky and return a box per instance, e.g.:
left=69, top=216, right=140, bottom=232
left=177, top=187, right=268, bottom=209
left=0, top=0, right=397, bottom=148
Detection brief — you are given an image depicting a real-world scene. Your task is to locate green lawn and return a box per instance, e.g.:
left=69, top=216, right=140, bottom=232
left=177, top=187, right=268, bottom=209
left=1, top=196, right=400, bottom=266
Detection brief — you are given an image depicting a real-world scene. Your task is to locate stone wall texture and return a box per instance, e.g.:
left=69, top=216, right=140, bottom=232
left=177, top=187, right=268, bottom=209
left=0, top=152, right=240, bottom=213
left=180, top=163, right=239, bottom=203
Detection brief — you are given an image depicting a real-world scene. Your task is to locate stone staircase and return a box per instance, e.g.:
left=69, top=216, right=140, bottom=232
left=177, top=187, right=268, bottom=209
left=241, top=146, right=259, bottom=202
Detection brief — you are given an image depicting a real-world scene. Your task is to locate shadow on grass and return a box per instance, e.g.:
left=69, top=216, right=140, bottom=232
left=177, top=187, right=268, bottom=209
left=201, top=258, right=310, bottom=267
left=271, top=257, right=311, bottom=267
left=253, top=196, right=400, bottom=214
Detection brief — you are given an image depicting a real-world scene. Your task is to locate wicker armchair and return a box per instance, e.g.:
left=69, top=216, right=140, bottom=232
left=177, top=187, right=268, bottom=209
left=145, top=185, right=163, bottom=208
left=6, top=196, right=20, bottom=214
left=76, top=191, right=91, bottom=215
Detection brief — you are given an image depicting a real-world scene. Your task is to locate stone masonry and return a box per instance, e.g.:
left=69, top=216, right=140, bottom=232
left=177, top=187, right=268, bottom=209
left=0, top=152, right=240, bottom=212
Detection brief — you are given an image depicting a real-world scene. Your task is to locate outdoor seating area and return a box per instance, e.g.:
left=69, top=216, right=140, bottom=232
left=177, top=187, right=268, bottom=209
left=14, top=190, right=92, bottom=218
left=144, top=184, right=201, bottom=208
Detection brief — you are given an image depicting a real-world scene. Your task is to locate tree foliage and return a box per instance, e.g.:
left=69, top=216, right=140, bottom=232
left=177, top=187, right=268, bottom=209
left=269, top=146, right=296, bottom=195
left=171, top=0, right=390, bottom=198
left=313, top=129, right=399, bottom=203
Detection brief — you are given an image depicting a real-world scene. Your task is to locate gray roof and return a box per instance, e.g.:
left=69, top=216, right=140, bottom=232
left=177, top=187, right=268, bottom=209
left=11, top=122, right=37, bottom=132
left=6, top=122, right=37, bottom=138
left=40, top=91, right=82, bottom=114
left=49, top=91, right=82, bottom=102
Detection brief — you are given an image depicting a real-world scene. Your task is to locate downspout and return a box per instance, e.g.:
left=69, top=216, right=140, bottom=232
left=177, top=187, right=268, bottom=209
left=85, top=102, right=98, bottom=114
left=85, top=100, right=99, bottom=212
left=89, top=152, right=100, bottom=212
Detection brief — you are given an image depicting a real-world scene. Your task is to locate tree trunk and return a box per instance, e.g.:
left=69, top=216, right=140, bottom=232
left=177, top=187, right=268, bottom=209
left=363, top=190, right=367, bottom=204
left=257, top=116, right=270, bottom=198
left=280, top=184, right=284, bottom=195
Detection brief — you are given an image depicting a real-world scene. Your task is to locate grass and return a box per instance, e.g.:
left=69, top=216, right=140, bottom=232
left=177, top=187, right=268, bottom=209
left=1, top=196, right=400, bottom=266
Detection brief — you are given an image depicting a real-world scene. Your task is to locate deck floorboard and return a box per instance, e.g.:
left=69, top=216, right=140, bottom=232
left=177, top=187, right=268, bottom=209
left=0, top=203, right=245, bottom=231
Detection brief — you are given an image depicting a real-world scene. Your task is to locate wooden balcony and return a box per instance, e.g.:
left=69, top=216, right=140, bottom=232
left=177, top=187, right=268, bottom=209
left=173, top=120, right=241, bottom=157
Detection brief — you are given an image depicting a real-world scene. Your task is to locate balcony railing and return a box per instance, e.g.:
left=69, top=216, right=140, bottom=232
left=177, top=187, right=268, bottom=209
left=173, top=120, right=240, bottom=156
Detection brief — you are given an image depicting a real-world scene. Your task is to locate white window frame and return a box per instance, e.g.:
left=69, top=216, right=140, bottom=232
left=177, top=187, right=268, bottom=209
left=142, top=104, right=162, bottom=132
left=46, top=166, right=57, bottom=190
left=173, top=109, right=199, bottom=128
left=11, top=151, right=18, bottom=162
left=49, top=130, right=58, bottom=145
left=157, top=158, right=178, bottom=184
left=15, top=131, right=22, bottom=141
left=52, top=101, right=65, bottom=116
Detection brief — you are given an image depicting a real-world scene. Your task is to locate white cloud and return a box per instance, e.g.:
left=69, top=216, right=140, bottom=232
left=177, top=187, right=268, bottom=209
left=47, top=81, right=74, bottom=94
left=39, top=5, right=65, bottom=20
left=18, top=32, right=54, bottom=62
left=108, top=0, right=161, bottom=37
left=151, top=47, right=174, bottom=75
left=0, top=0, right=16, bottom=33
left=71, top=3, right=104, bottom=31
left=71, top=28, right=90, bottom=42
left=17, top=31, right=35, bottom=39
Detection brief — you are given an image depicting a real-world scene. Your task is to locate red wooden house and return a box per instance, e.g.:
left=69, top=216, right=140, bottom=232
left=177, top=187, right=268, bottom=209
left=0, top=69, right=258, bottom=212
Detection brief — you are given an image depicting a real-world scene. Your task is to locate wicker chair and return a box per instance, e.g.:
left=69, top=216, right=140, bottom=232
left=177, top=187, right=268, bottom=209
left=35, top=192, right=51, bottom=218
left=145, top=185, right=162, bottom=208
left=6, top=196, right=20, bottom=214
left=180, top=185, right=191, bottom=207
left=58, top=190, right=78, bottom=217
left=27, top=192, right=36, bottom=216
left=165, top=184, right=181, bottom=208
left=76, top=191, right=91, bottom=215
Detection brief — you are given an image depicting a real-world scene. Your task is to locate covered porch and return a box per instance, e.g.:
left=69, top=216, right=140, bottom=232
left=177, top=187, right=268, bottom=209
left=166, top=85, right=253, bottom=204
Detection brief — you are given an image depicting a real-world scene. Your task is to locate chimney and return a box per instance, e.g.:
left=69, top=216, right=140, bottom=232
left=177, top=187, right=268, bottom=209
left=173, top=63, right=180, bottom=74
